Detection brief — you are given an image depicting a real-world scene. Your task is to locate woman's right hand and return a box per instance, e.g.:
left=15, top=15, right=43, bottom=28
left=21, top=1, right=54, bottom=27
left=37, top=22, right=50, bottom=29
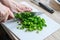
left=0, top=3, right=14, bottom=22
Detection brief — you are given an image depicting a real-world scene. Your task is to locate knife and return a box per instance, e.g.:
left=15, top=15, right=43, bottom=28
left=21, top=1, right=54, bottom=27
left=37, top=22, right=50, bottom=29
left=3, top=12, right=43, bottom=23
left=30, top=0, right=54, bottom=14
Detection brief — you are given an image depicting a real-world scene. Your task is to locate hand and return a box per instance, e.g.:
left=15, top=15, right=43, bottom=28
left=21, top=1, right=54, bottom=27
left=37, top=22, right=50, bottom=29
left=0, top=3, right=14, bottom=22
left=1, top=0, right=32, bottom=13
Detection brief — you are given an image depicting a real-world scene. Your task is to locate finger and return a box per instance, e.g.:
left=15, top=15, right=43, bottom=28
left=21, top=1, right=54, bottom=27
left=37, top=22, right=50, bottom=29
left=9, top=10, right=14, bottom=19
left=4, top=12, right=9, bottom=22
left=11, top=9, right=18, bottom=13
left=27, top=8, right=32, bottom=11
left=16, top=7, right=24, bottom=12
left=17, top=4, right=25, bottom=12
left=0, top=12, right=5, bottom=22
left=25, top=7, right=32, bottom=11
left=19, top=6, right=27, bottom=12
left=0, top=17, right=3, bottom=22
left=18, top=4, right=32, bottom=11
left=20, top=6, right=32, bottom=11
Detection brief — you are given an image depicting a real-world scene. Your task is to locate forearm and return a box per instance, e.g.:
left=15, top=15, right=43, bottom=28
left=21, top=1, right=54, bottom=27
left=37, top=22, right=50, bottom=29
left=0, top=0, right=13, bottom=7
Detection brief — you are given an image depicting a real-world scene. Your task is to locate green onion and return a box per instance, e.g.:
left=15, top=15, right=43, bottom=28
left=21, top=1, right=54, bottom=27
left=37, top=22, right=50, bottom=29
left=14, top=12, right=47, bottom=33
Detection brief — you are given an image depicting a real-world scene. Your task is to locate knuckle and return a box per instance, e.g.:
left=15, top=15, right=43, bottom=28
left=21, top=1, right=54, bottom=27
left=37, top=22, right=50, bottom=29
left=6, top=7, right=10, bottom=10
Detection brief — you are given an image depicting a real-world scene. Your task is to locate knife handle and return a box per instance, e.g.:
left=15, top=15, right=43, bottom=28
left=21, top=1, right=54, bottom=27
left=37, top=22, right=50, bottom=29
left=38, top=2, right=54, bottom=14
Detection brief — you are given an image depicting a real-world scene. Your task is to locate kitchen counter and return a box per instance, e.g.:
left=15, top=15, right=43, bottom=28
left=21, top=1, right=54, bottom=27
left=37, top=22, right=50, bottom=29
left=3, top=0, right=60, bottom=40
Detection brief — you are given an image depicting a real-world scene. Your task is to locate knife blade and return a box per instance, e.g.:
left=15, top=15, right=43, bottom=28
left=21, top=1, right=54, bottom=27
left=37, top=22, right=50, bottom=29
left=13, top=12, right=43, bottom=16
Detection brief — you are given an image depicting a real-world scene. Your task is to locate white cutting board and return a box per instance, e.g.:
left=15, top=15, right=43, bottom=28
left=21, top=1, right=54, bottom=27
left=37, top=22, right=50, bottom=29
left=2, top=2, right=60, bottom=40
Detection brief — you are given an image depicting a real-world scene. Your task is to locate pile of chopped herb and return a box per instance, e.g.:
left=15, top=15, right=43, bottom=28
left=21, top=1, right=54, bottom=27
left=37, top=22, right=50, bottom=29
left=14, top=12, right=47, bottom=33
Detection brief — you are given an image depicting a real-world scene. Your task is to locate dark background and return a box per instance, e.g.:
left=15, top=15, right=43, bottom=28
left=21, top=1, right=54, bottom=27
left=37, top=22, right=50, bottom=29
left=0, top=24, right=11, bottom=40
